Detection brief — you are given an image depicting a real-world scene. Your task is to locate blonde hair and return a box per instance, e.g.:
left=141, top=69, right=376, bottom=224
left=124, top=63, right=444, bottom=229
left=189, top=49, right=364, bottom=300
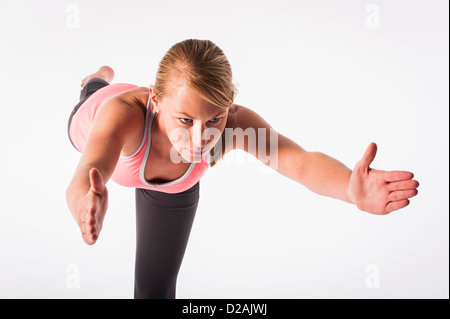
left=154, top=39, right=238, bottom=167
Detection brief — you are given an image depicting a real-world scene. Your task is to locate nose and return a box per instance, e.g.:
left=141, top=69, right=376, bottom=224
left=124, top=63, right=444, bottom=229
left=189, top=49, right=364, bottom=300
left=191, top=123, right=208, bottom=150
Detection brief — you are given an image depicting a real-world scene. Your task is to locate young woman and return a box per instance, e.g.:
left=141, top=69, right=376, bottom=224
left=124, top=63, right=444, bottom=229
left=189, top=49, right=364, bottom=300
left=66, top=39, right=419, bottom=299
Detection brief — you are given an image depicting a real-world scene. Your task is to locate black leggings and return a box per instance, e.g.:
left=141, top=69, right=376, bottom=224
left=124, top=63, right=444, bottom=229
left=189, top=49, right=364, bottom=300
left=68, top=78, right=200, bottom=299
left=135, top=184, right=199, bottom=299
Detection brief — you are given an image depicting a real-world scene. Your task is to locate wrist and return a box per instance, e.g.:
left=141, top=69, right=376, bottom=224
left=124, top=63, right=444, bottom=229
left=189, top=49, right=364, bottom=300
left=345, top=170, right=356, bottom=205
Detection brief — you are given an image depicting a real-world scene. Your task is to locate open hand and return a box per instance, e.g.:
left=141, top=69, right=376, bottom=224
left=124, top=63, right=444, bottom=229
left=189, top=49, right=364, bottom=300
left=348, top=143, right=419, bottom=215
left=77, top=167, right=108, bottom=244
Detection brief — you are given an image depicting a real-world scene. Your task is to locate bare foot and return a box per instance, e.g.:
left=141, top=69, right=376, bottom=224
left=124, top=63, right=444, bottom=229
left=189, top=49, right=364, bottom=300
left=81, top=66, right=115, bottom=88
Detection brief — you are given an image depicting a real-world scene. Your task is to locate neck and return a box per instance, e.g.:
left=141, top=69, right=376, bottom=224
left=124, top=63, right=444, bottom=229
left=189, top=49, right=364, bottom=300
left=151, top=112, right=176, bottom=160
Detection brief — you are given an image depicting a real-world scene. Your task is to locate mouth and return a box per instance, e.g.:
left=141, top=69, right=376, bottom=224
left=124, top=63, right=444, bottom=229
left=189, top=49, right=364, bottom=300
left=182, top=144, right=215, bottom=157
left=189, top=150, right=203, bottom=156
left=183, top=148, right=207, bottom=157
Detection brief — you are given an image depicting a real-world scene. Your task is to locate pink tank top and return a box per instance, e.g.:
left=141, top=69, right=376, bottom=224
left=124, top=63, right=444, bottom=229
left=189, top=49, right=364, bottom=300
left=69, top=83, right=209, bottom=193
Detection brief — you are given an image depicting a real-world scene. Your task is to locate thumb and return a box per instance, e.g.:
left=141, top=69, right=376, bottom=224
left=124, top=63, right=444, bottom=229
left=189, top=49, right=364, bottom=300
left=89, top=167, right=105, bottom=195
left=356, top=142, right=377, bottom=172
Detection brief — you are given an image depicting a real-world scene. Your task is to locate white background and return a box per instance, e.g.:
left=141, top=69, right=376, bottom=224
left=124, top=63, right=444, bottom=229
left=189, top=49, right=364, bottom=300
left=0, top=0, right=448, bottom=299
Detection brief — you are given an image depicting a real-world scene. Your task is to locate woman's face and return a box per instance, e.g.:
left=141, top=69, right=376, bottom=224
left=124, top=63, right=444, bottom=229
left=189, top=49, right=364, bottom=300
left=149, top=85, right=229, bottom=163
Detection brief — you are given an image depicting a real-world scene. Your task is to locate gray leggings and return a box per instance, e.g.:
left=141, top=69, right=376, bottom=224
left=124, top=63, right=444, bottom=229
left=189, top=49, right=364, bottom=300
left=68, top=78, right=200, bottom=299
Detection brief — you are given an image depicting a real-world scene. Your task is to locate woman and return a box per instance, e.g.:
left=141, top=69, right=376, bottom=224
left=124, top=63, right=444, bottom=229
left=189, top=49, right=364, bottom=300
left=66, top=39, right=419, bottom=299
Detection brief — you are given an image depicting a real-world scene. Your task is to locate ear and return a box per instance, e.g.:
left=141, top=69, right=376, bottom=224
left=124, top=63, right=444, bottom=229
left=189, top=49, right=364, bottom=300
left=148, top=85, right=160, bottom=111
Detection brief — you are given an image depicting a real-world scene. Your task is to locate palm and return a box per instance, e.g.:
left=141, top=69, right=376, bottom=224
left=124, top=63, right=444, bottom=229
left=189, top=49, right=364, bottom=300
left=348, top=143, right=419, bottom=215
left=78, top=168, right=108, bottom=245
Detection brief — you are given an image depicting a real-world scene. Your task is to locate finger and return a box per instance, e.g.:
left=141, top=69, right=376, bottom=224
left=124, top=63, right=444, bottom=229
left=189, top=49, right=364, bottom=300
left=383, top=170, right=414, bottom=182
left=387, top=179, right=420, bottom=192
left=80, top=221, right=96, bottom=234
left=85, top=211, right=96, bottom=226
left=80, top=210, right=95, bottom=226
left=79, top=209, right=87, bottom=224
left=80, top=204, right=95, bottom=229
left=81, top=222, right=98, bottom=238
left=79, top=209, right=93, bottom=226
left=86, top=199, right=97, bottom=221
left=89, top=167, right=105, bottom=195
left=83, top=233, right=98, bottom=245
left=386, top=199, right=410, bottom=213
left=388, top=189, right=418, bottom=202
left=80, top=209, right=96, bottom=230
left=356, top=142, right=377, bottom=171
left=80, top=222, right=90, bottom=235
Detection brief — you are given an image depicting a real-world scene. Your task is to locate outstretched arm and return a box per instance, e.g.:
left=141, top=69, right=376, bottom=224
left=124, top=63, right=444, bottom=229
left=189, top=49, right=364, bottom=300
left=276, top=135, right=354, bottom=204
left=66, top=98, right=142, bottom=244
left=226, top=105, right=419, bottom=215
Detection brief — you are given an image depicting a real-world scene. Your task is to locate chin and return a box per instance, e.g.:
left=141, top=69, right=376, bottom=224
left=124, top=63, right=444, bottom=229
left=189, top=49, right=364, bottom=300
left=182, top=154, right=205, bottom=163
left=177, top=148, right=206, bottom=163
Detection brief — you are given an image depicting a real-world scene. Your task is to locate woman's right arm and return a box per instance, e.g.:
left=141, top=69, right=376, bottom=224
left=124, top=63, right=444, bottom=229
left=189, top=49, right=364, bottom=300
left=66, top=98, right=142, bottom=244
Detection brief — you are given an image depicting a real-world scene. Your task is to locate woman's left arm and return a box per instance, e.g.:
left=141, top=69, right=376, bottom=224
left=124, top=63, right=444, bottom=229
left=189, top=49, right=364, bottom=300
left=226, top=105, right=419, bottom=215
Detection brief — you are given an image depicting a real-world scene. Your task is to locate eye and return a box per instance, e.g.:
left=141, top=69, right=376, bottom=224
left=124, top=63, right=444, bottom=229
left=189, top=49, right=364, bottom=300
left=209, top=117, right=222, bottom=123
left=180, top=118, right=193, bottom=124
left=179, top=118, right=222, bottom=125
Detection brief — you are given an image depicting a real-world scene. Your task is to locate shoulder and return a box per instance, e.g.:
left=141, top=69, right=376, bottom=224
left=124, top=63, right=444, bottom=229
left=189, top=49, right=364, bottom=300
left=101, top=86, right=149, bottom=123
left=225, top=104, right=273, bottom=131
left=222, top=104, right=275, bottom=155
left=114, top=86, right=149, bottom=115
left=93, top=87, right=148, bottom=138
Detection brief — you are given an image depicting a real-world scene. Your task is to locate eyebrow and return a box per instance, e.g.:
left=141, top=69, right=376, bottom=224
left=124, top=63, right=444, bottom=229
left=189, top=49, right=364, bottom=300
left=176, top=110, right=227, bottom=119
